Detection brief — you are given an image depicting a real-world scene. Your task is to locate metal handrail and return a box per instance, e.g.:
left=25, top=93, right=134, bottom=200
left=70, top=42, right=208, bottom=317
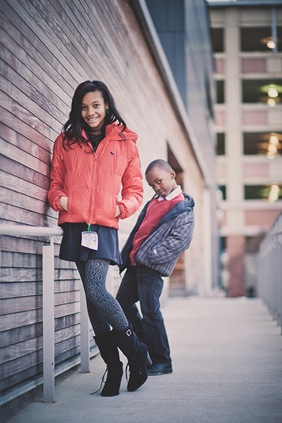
left=258, top=213, right=282, bottom=332
left=0, top=224, right=90, bottom=403
left=0, top=224, right=63, bottom=237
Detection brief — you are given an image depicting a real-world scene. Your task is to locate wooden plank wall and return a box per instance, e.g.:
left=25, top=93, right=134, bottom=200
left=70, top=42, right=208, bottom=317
left=0, top=0, right=205, bottom=400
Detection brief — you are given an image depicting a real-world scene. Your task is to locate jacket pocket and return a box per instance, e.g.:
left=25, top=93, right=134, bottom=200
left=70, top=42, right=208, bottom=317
left=67, top=189, right=89, bottom=218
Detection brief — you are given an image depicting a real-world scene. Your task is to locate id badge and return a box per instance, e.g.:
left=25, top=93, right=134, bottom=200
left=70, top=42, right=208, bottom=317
left=81, top=224, right=98, bottom=250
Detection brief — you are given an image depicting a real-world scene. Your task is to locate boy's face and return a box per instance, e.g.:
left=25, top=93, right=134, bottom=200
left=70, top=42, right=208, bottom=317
left=146, top=166, right=177, bottom=198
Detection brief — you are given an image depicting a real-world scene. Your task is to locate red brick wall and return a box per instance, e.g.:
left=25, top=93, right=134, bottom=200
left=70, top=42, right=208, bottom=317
left=227, top=235, right=245, bottom=297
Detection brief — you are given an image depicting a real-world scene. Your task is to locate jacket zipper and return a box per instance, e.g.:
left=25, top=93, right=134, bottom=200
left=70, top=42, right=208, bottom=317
left=87, top=138, right=110, bottom=224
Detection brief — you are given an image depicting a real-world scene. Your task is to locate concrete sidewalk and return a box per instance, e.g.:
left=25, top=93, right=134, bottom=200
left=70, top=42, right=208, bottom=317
left=6, top=297, right=282, bottom=423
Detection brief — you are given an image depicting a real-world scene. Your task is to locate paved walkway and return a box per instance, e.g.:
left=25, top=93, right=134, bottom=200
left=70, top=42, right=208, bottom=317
left=6, top=297, right=282, bottom=423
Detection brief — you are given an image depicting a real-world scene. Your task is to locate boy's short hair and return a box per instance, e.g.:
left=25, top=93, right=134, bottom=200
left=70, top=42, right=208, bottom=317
left=145, top=159, right=173, bottom=175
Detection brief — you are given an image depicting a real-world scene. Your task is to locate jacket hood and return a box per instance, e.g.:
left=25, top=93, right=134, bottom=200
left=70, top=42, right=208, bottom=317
left=156, top=192, right=195, bottom=226
left=183, top=193, right=195, bottom=209
left=80, top=123, right=138, bottom=144
left=105, top=123, right=138, bottom=142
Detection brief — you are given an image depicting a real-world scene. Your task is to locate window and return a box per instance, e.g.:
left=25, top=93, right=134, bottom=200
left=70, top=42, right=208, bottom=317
left=278, top=26, right=282, bottom=51
left=216, top=80, right=224, bottom=103
left=211, top=28, right=224, bottom=53
left=244, top=185, right=282, bottom=201
left=241, top=27, right=272, bottom=52
left=243, top=132, right=282, bottom=156
left=242, top=79, right=282, bottom=104
left=219, top=236, right=226, bottom=251
left=241, top=26, right=282, bottom=52
left=218, top=185, right=226, bottom=200
left=216, top=133, right=225, bottom=155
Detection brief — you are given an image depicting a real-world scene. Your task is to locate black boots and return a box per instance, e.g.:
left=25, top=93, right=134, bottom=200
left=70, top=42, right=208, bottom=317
left=113, top=327, right=148, bottom=392
left=94, top=328, right=148, bottom=396
left=94, top=333, right=123, bottom=397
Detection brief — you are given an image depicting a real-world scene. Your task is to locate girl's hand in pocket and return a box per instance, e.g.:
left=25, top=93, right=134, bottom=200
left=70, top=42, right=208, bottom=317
left=60, top=196, right=68, bottom=211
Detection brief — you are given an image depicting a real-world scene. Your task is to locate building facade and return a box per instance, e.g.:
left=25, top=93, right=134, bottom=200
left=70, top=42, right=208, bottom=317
left=209, top=0, right=282, bottom=297
left=145, top=0, right=218, bottom=295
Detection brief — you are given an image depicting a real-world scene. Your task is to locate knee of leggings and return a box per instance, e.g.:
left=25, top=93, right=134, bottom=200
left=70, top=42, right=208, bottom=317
left=87, top=289, right=103, bottom=305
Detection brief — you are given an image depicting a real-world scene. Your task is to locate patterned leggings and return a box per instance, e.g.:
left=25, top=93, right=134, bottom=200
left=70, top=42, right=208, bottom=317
left=76, top=259, right=128, bottom=335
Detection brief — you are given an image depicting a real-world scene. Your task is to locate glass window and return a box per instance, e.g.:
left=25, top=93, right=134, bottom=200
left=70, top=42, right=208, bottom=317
left=216, top=133, right=225, bottom=155
left=278, top=26, right=282, bottom=52
left=241, top=26, right=282, bottom=52
left=241, top=27, right=272, bottom=52
left=219, top=236, right=226, bottom=251
left=216, top=80, right=224, bottom=103
left=242, top=79, right=282, bottom=104
left=244, top=184, right=282, bottom=200
left=218, top=185, right=226, bottom=200
left=243, top=132, right=282, bottom=156
left=211, top=28, right=224, bottom=53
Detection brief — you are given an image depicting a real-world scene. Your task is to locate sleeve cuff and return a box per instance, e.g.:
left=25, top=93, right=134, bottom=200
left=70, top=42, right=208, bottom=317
left=117, top=202, right=126, bottom=219
left=54, top=196, right=64, bottom=211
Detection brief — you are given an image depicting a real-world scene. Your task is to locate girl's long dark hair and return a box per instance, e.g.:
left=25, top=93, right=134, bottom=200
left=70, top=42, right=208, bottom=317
left=62, top=80, right=127, bottom=148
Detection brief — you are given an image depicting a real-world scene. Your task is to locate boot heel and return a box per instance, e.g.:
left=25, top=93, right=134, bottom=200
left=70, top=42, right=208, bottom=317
left=113, top=327, right=149, bottom=392
left=127, top=342, right=148, bottom=392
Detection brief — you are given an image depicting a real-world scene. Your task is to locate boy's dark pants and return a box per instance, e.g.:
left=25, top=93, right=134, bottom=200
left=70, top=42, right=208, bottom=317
left=116, top=264, right=171, bottom=365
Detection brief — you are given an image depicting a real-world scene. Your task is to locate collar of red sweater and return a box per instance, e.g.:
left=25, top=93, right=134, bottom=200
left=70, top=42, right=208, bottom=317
left=157, top=185, right=182, bottom=202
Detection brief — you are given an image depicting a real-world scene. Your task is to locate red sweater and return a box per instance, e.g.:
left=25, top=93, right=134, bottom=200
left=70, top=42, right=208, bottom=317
left=130, top=193, right=184, bottom=265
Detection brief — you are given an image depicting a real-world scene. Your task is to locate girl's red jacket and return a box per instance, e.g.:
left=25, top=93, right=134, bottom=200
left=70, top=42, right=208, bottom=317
left=48, top=123, right=143, bottom=229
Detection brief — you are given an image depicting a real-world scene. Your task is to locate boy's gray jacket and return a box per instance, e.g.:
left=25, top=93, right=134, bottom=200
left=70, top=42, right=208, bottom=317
left=120, top=193, right=195, bottom=277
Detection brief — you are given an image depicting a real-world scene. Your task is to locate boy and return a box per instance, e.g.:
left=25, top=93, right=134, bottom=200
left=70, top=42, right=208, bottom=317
left=116, top=159, right=195, bottom=375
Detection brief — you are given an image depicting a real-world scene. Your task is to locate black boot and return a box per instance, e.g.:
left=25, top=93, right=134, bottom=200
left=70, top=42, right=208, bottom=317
left=94, top=333, right=123, bottom=397
left=113, top=327, right=148, bottom=392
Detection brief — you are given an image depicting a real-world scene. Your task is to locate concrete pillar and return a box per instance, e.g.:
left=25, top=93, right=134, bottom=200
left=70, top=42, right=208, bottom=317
left=227, top=235, right=245, bottom=297
left=225, top=9, right=245, bottom=296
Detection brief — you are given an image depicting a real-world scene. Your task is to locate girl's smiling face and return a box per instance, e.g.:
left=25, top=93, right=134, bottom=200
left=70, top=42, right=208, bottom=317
left=81, top=91, right=108, bottom=131
left=146, top=166, right=177, bottom=198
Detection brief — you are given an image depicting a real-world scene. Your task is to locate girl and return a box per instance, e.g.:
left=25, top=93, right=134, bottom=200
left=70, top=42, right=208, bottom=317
left=48, top=80, right=148, bottom=397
